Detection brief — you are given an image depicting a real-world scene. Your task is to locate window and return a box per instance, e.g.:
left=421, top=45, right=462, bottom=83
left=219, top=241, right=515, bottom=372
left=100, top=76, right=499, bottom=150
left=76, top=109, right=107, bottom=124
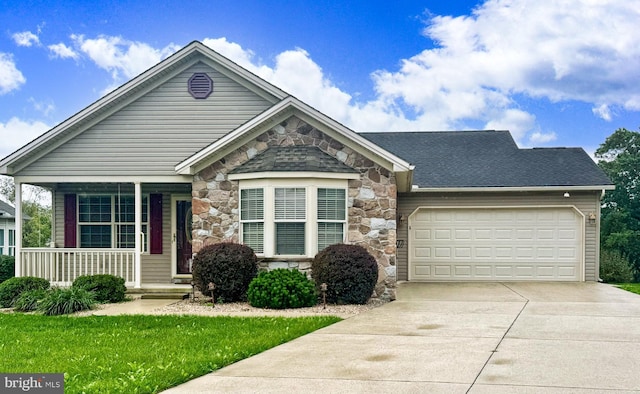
left=0, top=229, right=4, bottom=255
left=8, top=229, right=15, bottom=256
left=240, top=188, right=264, bottom=253
left=275, top=188, right=306, bottom=255
left=78, top=195, right=149, bottom=250
left=239, top=180, right=347, bottom=257
left=317, top=188, right=346, bottom=251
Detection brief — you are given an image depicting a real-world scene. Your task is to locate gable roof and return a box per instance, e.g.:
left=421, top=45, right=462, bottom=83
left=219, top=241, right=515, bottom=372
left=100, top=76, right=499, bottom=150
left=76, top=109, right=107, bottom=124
left=176, top=96, right=415, bottom=190
left=361, top=131, right=614, bottom=190
left=0, top=41, right=288, bottom=175
left=0, top=199, right=15, bottom=218
left=229, top=146, right=358, bottom=174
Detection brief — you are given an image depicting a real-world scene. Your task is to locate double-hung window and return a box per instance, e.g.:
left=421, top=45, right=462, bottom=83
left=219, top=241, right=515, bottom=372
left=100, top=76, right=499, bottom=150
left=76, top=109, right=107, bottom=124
left=78, top=195, right=149, bottom=250
left=240, top=188, right=264, bottom=254
left=8, top=230, right=15, bottom=256
left=274, top=188, right=306, bottom=255
left=239, top=180, right=347, bottom=257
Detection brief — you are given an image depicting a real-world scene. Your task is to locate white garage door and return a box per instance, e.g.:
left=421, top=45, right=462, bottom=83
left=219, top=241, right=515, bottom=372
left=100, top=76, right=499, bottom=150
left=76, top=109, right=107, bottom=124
left=409, top=208, right=583, bottom=281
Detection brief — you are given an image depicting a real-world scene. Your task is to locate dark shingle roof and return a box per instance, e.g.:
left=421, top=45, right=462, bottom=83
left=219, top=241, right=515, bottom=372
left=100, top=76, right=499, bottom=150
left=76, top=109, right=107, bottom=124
left=229, top=146, right=358, bottom=174
left=361, top=131, right=613, bottom=188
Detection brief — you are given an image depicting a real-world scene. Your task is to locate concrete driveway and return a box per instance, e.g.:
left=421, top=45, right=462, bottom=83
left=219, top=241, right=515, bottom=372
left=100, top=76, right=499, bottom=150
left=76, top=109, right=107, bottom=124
left=163, top=282, right=640, bottom=393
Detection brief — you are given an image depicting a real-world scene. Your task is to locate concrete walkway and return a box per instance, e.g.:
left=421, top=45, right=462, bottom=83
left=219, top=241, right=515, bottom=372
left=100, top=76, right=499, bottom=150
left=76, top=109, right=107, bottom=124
left=161, top=282, right=640, bottom=393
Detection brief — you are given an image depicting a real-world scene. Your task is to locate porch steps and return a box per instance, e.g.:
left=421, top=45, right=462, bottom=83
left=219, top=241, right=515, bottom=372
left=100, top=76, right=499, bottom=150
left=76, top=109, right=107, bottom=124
left=139, top=293, right=189, bottom=300
left=127, top=287, right=191, bottom=300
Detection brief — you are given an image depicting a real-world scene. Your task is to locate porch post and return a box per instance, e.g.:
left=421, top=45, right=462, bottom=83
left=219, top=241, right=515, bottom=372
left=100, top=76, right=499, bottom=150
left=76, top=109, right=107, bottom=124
left=14, top=181, right=22, bottom=277
left=134, top=182, right=142, bottom=288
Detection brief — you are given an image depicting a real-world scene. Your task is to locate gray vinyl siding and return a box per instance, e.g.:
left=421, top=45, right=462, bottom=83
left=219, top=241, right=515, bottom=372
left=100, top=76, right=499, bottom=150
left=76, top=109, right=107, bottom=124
left=20, top=62, right=274, bottom=177
left=53, top=184, right=190, bottom=284
left=396, top=191, right=602, bottom=282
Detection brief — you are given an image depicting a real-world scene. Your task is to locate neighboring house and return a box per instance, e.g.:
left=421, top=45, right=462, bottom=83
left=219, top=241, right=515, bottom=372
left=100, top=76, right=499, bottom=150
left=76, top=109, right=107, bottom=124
left=0, top=41, right=613, bottom=298
left=0, top=199, right=17, bottom=256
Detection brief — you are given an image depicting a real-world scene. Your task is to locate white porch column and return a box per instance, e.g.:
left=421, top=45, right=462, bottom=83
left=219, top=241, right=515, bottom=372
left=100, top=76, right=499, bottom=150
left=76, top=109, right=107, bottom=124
left=14, top=181, right=22, bottom=277
left=134, top=182, right=142, bottom=288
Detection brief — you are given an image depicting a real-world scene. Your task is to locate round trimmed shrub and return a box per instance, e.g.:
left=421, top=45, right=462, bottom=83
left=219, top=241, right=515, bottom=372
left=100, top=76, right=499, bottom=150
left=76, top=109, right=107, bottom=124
left=0, top=276, right=50, bottom=308
left=73, top=274, right=126, bottom=303
left=247, top=269, right=317, bottom=309
left=38, top=287, right=96, bottom=316
left=600, top=249, right=634, bottom=283
left=192, top=243, right=258, bottom=302
left=0, top=255, right=15, bottom=284
left=312, top=244, right=378, bottom=305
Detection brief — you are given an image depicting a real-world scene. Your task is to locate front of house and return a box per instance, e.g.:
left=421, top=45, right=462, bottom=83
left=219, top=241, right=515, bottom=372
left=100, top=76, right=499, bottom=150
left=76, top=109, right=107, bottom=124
left=0, top=199, right=17, bottom=257
left=0, top=42, right=613, bottom=298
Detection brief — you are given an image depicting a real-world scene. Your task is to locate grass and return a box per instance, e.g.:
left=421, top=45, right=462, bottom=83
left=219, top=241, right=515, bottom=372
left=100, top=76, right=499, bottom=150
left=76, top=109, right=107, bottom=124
left=0, top=314, right=341, bottom=393
left=617, top=283, right=640, bottom=295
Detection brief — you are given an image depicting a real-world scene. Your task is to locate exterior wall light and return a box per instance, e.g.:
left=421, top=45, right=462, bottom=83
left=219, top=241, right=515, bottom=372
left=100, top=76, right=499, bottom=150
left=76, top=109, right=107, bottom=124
left=563, top=192, right=570, bottom=198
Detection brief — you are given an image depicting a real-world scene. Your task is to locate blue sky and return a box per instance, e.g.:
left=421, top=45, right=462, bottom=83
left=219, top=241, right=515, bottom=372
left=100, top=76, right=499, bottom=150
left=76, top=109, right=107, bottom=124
left=1, top=0, right=639, bottom=160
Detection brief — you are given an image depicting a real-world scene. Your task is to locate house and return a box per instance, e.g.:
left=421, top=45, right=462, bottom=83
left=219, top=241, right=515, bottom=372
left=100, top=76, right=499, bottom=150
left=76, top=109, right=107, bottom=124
left=0, top=41, right=613, bottom=298
left=0, top=199, right=17, bottom=256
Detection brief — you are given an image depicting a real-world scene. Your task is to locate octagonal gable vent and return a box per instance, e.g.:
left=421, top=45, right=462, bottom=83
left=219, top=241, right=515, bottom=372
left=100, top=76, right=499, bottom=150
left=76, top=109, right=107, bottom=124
left=188, top=73, right=213, bottom=99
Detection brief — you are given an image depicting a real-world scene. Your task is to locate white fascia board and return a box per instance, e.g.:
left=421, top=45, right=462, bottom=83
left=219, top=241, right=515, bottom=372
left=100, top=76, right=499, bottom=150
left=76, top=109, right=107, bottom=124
left=0, top=47, right=197, bottom=173
left=289, top=98, right=412, bottom=172
left=175, top=99, right=295, bottom=175
left=176, top=96, right=414, bottom=177
left=14, top=175, right=193, bottom=184
left=410, top=185, right=616, bottom=193
left=228, top=171, right=359, bottom=181
left=1, top=41, right=286, bottom=175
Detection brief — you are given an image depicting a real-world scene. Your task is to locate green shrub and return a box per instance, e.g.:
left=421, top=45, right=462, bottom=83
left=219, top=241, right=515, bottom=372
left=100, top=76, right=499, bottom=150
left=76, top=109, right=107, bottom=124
left=0, top=276, right=50, bottom=308
left=247, top=269, right=317, bottom=309
left=13, top=288, right=48, bottom=312
left=192, top=243, right=258, bottom=302
left=600, top=249, right=634, bottom=283
left=73, top=274, right=126, bottom=303
left=38, top=287, right=96, bottom=316
left=312, top=244, right=378, bottom=305
left=0, top=255, right=14, bottom=283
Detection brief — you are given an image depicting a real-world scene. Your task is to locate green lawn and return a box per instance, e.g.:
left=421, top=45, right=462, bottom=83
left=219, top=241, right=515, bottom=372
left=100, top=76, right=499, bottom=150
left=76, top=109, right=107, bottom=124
left=617, top=283, right=640, bottom=295
left=0, top=314, right=341, bottom=393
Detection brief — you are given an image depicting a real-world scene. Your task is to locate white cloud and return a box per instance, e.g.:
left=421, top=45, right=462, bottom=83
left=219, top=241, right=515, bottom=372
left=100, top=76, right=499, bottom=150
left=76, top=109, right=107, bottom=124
left=0, top=117, right=50, bottom=158
left=592, top=104, right=612, bottom=121
left=0, top=53, right=26, bottom=94
left=28, top=97, right=55, bottom=116
left=12, top=31, right=40, bottom=47
left=529, top=131, right=558, bottom=144
left=71, top=35, right=180, bottom=81
left=48, top=43, right=79, bottom=60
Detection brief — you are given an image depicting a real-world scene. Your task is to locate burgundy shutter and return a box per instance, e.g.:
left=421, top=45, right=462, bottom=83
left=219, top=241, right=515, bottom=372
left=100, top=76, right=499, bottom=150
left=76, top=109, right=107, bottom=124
left=64, top=194, right=77, bottom=248
left=150, top=193, right=163, bottom=254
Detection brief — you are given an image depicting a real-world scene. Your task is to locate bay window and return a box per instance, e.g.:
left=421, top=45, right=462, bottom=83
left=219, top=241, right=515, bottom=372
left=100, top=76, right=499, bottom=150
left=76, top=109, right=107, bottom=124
left=239, top=180, right=347, bottom=257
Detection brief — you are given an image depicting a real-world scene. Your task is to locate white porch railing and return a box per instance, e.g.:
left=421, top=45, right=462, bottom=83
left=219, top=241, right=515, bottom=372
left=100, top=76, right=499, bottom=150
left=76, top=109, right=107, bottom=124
left=21, top=248, right=136, bottom=287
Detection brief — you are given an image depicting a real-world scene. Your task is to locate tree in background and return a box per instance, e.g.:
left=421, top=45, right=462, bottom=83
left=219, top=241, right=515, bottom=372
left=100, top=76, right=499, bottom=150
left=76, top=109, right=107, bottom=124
left=595, top=128, right=640, bottom=281
left=0, top=176, right=52, bottom=249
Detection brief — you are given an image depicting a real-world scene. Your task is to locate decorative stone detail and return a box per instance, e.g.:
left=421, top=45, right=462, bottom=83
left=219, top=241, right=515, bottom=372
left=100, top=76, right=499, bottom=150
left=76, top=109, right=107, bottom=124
left=192, top=115, right=398, bottom=299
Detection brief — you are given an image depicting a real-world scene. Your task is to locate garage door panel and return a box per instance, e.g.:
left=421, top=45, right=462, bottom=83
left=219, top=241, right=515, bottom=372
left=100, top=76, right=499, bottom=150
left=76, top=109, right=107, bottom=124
left=410, top=208, right=582, bottom=281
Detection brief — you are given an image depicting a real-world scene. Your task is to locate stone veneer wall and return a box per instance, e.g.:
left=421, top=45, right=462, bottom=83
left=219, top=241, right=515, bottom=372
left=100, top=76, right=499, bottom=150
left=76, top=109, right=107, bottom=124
left=192, top=116, right=398, bottom=300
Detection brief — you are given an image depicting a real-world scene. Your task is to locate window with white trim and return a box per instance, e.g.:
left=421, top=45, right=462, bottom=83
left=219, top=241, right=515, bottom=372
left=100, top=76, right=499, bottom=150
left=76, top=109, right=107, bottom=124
left=78, top=195, right=149, bottom=250
left=0, top=229, right=4, bottom=255
left=8, top=229, right=15, bottom=256
left=240, top=188, right=264, bottom=254
left=239, top=180, right=347, bottom=257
